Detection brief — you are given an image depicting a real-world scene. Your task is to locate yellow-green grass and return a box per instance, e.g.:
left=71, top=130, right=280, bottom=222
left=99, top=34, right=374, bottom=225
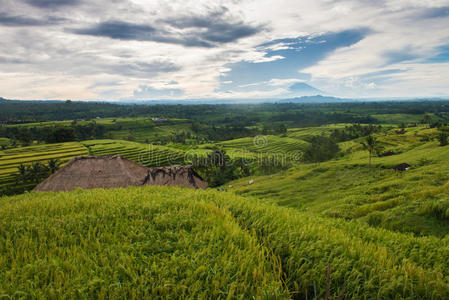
left=1, top=186, right=449, bottom=299
left=0, top=138, right=9, bottom=146
left=286, top=124, right=350, bottom=139
left=0, top=187, right=286, bottom=299
left=372, top=113, right=433, bottom=124
left=217, top=135, right=308, bottom=153
left=108, top=121, right=193, bottom=143
left=230, top=127, right=449, bottom=236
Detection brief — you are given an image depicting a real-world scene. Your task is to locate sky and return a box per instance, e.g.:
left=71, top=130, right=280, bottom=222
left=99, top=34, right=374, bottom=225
left=0, top=0, right=449, bottom=101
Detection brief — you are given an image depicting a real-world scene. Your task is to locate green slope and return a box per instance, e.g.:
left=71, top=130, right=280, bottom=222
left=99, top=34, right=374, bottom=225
left=1, top=186, right=449, bottom=298
left=230, top=127, right=449, bottom=236
left=0, top=187, right=286, bottom=299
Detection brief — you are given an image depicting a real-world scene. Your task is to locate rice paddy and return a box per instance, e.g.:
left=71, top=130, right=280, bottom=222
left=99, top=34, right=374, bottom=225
left=1, top=186, right=449, bottom=298
left=0, top=142, right=87, bottom=192
left=82, top=140, right=187, bottom=167
left=1, top=124, right=449, bottom=298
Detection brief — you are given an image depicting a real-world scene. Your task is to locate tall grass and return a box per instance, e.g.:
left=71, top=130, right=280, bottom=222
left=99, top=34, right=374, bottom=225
left=0, top=188, right=286, bottom=299
left=1, top=187, right=449, bottom=298
left=211, top=192, right=449, bottom=299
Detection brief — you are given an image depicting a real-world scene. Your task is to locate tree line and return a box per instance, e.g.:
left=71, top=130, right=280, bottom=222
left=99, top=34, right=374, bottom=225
left=0, top=122, right=106, bottom=147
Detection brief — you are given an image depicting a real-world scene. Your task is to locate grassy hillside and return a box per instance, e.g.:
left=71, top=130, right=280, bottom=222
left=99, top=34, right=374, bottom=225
left=0, top=187, right=286, bottom=299
left=1, top=186, right=449, bottom=298
left=230, top=126, right=449, bottom=236
left=214, top=135, right=309, bottom=153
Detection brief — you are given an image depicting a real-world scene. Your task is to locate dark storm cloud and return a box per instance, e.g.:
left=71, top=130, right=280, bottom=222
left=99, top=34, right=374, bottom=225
left=70, top=20, right=213, bottom=47
left=72, top=21, right=157, bottom=40
left=70, top=10, right=263, bottom=47
left=0, top=12, right=61, bottom=26
left=24, top=0, right=81, bottom=9
left=163, top=12, right=263, bottom=44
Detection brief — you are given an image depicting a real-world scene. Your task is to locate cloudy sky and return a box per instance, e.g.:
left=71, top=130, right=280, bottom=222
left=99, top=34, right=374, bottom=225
left=1, top=0, right=449, bottom=101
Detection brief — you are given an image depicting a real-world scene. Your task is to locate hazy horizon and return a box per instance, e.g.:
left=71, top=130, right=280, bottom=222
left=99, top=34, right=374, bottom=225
left=1, top=0, right=449, bottom=101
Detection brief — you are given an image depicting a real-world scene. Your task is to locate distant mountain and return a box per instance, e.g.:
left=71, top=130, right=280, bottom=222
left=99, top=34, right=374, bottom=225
left=125, top=95, right=351, bottom=105
left=0, top=97, right=6, bottom=102
left=288, top=82, right=323, bottom=96
left=278, top=95, right=350, bottom=103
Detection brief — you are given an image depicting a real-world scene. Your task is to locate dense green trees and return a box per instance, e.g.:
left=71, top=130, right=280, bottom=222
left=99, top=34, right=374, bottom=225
left=2, top=99, right=449, bottom=130
left=330, top=124, right=382, bottom=142
left=192, top=149, right=250, bottom=187
left=437, top=126, right=449, bottom=146
left=0, top=123, right=106, bottom=145
left=302, top=135, right=340, bottom=163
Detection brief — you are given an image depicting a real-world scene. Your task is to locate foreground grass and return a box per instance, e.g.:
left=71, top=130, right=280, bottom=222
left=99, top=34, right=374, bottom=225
left=0, top=187, right=285, bottom=299
left=1, top=186, right=449, bottom=299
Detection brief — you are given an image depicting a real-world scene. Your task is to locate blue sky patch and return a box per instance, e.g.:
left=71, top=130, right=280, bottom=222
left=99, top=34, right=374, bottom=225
left=426, top=45, right=449, bottom=63
left=219, top=28, right=370, bottom=91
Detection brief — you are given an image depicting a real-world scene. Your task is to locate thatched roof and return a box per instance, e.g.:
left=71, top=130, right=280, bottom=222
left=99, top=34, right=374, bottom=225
left=34, top=155, right=149, bottom=192
left=146, top=166, right=208, bottom=189
left=34, top=155, right=207, bottom=192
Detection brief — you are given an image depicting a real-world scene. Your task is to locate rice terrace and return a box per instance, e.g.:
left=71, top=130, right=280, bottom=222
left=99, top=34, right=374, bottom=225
left=1, top=0, right=449, bottom=299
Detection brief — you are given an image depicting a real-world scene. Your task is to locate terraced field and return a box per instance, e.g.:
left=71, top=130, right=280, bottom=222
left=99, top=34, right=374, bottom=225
left=197, top=135, right=307, bottom=161
left=0, top=139, right=209, bottom=194
left=0, top=138, right=9, bottom=147
left=0, top=132, right=319, bottom=194
left=0, top=142, right=87, bottom=192
left=286, top=124, right=349, bottom=139
left=230, top=126, right=449, bottom=236
left=82, top=140, right=188, bottom=167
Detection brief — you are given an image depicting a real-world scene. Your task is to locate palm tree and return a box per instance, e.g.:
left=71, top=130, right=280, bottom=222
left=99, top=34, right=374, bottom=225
left=30, top=162, right=45, bottom=183
left=361, top=135, right=382, bottom=168
left=47, top=159, right=62, bottom=174
left=422, top=114, right=432, bottom=128
left=16, top=164, right=28, bottom=190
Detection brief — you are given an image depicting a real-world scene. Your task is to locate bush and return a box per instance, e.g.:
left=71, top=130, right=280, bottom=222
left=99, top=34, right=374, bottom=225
left=438, top=132, right=448, bottom=146
left=302, top=135, right=340, bottom=163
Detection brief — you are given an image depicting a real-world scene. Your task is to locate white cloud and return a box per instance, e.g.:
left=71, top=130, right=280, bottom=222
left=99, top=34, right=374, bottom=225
left=0, top=0, right=448, bottom=99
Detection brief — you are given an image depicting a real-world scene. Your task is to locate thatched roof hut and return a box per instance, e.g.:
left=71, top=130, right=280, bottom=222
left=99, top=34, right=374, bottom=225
left=34, top=155, right=207, bottom=192
left=146, top=166, right=208, bottom=189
